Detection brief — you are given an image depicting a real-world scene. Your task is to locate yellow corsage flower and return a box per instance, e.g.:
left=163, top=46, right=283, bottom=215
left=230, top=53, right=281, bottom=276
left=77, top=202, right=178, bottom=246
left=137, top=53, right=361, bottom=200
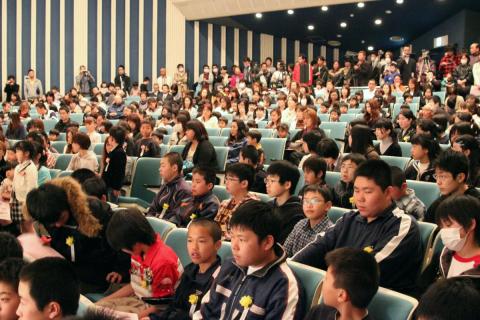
left=190, top=213, right=197, bottom=220
left=239, top=295, right=253, bottom=309
left=363, top=246, right=374, bottom=253
left=403, top=136, right=410, bottom=142
left=349, top=196, right=355, bottom=205
left=163, top=203, right=169, bottom=210
left=189, top=294, right=199, bottom=305
left=141, top=280, right=148, bottom=288
left=66, top=236, right=74, bottom=247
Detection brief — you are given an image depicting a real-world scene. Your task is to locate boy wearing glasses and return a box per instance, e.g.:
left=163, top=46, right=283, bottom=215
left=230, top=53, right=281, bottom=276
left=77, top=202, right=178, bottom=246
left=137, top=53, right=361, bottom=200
left=214, top=163, right=259, bottom=240
left=284, top=185, right=334, bottom=257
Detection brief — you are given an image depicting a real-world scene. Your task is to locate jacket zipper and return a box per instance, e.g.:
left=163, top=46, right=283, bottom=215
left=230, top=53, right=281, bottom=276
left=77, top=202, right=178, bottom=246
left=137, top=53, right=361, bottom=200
left=224, top=275, right=247, bottom=320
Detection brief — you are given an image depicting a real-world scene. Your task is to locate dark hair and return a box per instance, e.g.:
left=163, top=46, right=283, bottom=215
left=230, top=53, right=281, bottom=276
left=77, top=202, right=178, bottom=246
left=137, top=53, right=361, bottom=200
left=450, top=122, right=479, bottom=143
left=106, top=208, right=156, bottom=250
left=108, top=125, right=126, bottom=145
left=390, top=166, right=407, bottom=188
left=374, top=118, right=397, bottom=142
left=266, top=160, right=300, bottom=194
left=49, top=129, right=60, bottom=136
left=417, top=118, right=441, bottom=139
left=225, top=163, right=255, bottom=189
left=411, top=134, right=441, bottom=162
left=325, top=248, right=379, bottom=308
left=0, top=232, right=23, bottom=262
left=398, top=109, right=416, bottom=124
left=20, top=257, right=80, bottom=316
left=192, top=166, right=217, bottom=187
left=350, top=124, right=374, bottom=155
left=435, top=149, right=469, bottom=181
left=432, top=113, right=449, bottom=133
left=246, top=130, right=262, bottom=143
left=354, top=159, right=392, bottom=191
left=163, top=152, right=184, bottom=174
left=13, top=140, right=35, bottom=159
left=72, top=132, right=91, bottom=150
left=71, top=168, right=96, bottom=184
left=240, top=145, right=260, bottom=166
left=26, top=183, right=71, bottom=224
left=0, top=258, right=28, bottom=290
left=342, top=153, right=367, bottom=166
left=316, top=138, right=340, bottom=159
left=303, top=131, right=324, bottom=153
left=189, top=219, right=222, bottom=242
left=455, top=134, right=480, bottom=185
left=230, top=200, right=281, bottom=243
left=303, top=156, right=327, bottom=179
left=416, top=277, right=480, bottom=320
left=303, top=184, right=332, bottom=202
left=229, top=119, right=248, bottom=142
left=185, top=120, right=209, bottom=141
left=63, top=309, right=120, bottom=320
left=31, top=141, right=47, bottom=166
left=83, top=177, right=108, bottom=199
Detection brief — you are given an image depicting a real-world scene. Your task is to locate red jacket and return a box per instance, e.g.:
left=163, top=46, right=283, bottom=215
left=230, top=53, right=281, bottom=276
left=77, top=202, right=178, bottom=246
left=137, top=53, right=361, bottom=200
left=293, top=63, right=313, bottom=86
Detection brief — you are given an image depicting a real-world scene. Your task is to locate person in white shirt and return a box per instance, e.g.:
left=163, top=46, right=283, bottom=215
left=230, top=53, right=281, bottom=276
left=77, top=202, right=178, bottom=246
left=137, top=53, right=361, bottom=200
left=84, top=116, right=102, bottom=145
left=282, top=94, right=298, bottom=127
left=197, top=102, right=218, bottom=128
left=66, top=132, right=99, bottom=172
left=156, top=67, right=172, bottom=88
left=363, top=79, right=377, bottom=101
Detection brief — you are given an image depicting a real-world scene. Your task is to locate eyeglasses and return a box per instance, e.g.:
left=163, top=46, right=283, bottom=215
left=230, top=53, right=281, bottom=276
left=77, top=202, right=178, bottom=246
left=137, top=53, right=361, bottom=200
left=303, top=198, right=324, bottom=206
left=225, top=176, right=240, bottom=183
left=433, top=174, right=452, bottom=181
left=264, top=178, right=280, bottom=185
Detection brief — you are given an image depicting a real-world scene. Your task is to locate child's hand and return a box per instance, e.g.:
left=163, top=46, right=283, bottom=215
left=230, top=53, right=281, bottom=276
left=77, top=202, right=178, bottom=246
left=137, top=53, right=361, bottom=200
left=106, top=272, right=123, bottom=283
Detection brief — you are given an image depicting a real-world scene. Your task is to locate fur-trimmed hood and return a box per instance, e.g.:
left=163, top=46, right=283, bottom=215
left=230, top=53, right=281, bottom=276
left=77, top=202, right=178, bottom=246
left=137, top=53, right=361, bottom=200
left=23, top=176, right=102, bottom=237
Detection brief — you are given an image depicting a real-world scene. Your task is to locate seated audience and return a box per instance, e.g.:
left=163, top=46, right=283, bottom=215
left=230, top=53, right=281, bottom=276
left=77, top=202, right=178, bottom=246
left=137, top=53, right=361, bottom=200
left=304, top=248, right=379, bottom=320
left=405, top=133, right=441, bottom=183
left=332, top=153, right=366, bottom=209
left=226, top=119, right=248, bottom=164
left=390, top=166, right=426, bottom=220
left=181, top=120, right=217, bottom=175
left=266, top=161, right=304, bottom=244
left=284, top=185, right=333, bottom=257
left=196, top=200, right=305, bottom=319
left=239, top=145, right=267, bottom=194
left=317, top=138, right=342, bottom=171
left=134, top=119, right=160, bottom=158
left=0, top=258, right=27, bottom=320
left=374, top=118, right=402, bottom=156
left=0, top=232, right=23, bottom=262
left=101, top=126, right=127, bottom=203
left=293, top=160, right=422, bottom=295
left=299, top=156, right=327, bottom=198
left=66, top=132, right=99, bottom=172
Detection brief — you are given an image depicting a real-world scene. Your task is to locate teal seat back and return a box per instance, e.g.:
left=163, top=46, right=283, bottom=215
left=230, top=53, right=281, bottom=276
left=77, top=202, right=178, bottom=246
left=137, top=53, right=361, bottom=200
left=164, top=228, right=190, bottom=267
left=257, top=121, right=268, bottom=128
left=339, top=114, right=360, bottom=123
left=146, top=216, right=176, bottom=240
left=295, top=168, right=304, bottom=196
left=368, top=287, right=418, bottom=320
left=213, top=185, right=230, bottom=202
left=93, top=143, right=104, bottom=155
left=398, top=142, right=412, bottom=157
left=218, top=241, right=233, bottom=262
left=407, top=180, right=440, bottom=208
left=169, top=145, right=185, bottom=155
left=256, top=128, right=274, bottom=138
left=418, top=221, right=437, bottom=270
left=49, top=168, right=61, bottom=178
left=206, top=128, right=221, bottom=137
left=320, top=122, right=347, bottom=140
left=58, top=132, right=67, bottom=141
left=261, top=138, right=286, bottom=164
left=54, top=154, right=73, bottom=170
left=58, top=170, right=73, bottom=178
left=220, top=128, right=231, bottom=137
left=252, top=192, right=272, bottom=203
left=318, top=114, right=329, bottom=122
left=209, top=136, right=228, bottom=147
left=70, top=113, right=84, bottom=125
left=214, top=146, right=229, bottom=172
left=159, top=144, right=169, bottom=157
left=130, top=157, right=161, bottom=203
left=287, top=261, right=325, bottom=311
left=325, top=171, right=341, bottom=188
left=77, top=295, right=94, bottom=316
left=380, top=156, right=410, bottom=170
left=51, top=141, right=67, bottom=153
left=43, top=119, right=57, bottom=133
left=328, top=206, right=351, bottom=224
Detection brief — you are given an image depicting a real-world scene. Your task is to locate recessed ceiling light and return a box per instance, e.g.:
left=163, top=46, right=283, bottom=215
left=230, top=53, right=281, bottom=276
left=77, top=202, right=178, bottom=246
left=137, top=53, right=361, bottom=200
left=361, top=40, right=365, bottom=44
left=321, top=6, right=329, bottom=11
left=357, top=2, right=365, bottom=8
left=308, top=25, right=315, bottom=30
left=374, top=18, right=382, bottom=25
left=328, top=40, right=342, bottom=47
left=390, top=36, right=405, bottom=42
left=337, top=34, right=342, bottom=38
left=255, top=13, right=262, bottom=18
left=287, top=9, right=294, bottom=14
left=367, top=46, right=374, bottom=51
left=340, top=22, right=347, bottom=28
left=350, top=13, right=355, bottom=17
left=385, top=10, right=392, bottom=14
left=396, top=0, right=404, bottom=4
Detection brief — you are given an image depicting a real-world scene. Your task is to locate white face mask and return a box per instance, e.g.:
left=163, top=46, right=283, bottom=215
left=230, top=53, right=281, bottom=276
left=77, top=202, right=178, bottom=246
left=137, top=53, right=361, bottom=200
left=239, top=83, right=246, bottom=89
left=300, top=98, right=307, bottom=106
left=440, top=227, right=467, bottom=251
left=461, top=59, right=468, bottom=65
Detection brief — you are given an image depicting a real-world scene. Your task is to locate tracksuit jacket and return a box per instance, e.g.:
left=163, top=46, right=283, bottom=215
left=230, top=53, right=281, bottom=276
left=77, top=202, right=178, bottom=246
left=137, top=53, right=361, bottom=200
left=293, top=204, right=423, bottom=295
left=195, top=244, right=306, bottom=320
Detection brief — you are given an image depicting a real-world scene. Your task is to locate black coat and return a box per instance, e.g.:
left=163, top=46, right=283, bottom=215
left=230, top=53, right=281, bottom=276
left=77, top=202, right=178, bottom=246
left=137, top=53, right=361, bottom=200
left=181, top=139, right=218, bottom=174
left=374, top=142, right=402, bottom=157
left=354, top=62, right=372, bottom=86
left=4, top=83, right=19, bottom=102
left=114, top=74, right=131, bottom=93
left=102, top=145, right=127, bottom=190
left=397, top=57, right=417, bottom=85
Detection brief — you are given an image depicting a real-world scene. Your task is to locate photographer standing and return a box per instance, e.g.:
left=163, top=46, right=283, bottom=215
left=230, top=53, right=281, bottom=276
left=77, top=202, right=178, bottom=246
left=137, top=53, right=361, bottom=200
left=75, top=65, right=96, bottom=96
left=3, top=75, right=19, bottom=102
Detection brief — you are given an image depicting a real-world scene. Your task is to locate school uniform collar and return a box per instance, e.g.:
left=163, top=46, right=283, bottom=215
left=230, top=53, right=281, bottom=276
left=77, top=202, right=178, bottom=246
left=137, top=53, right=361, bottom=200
left=232, top=243, right=287, bottom=278
left=355, top=203, right=396, bottom=224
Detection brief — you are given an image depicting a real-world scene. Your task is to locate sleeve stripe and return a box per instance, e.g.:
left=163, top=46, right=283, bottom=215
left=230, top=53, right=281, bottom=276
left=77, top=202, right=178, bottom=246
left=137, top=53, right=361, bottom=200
left=375, top=208, right=412, bottom=263
left=279, top=263, right=300, bottom=320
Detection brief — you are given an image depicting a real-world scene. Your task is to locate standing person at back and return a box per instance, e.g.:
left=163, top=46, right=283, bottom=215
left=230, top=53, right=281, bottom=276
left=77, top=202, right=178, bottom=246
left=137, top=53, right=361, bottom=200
left=101, top=126, right=127, bottom=203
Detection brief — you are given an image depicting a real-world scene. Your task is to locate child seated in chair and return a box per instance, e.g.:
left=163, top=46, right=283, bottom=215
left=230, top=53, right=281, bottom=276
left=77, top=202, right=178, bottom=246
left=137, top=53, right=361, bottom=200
left=134, top=119, right=160, bottom=158
left=284, top=185, right=333, bottom=257
left=148, top=219, right=222, bottom=320
left=195, top=200, right=305, bottom=320
left=97, top=208, right=181, bottom=318
left=171, top=166, right=220, bottom=227
left=298, top=156, right=327, bottom=199
left=0, top=258, right=27, bottom=320
left=390, top=166, right=426, bottom=220
left=239, top=146, right=267, bottom=194
left=304, top=248, right=379, bottom=320
left=332, top=153, right=366, bottom=209
left=246, top=130, right=263, bottom=150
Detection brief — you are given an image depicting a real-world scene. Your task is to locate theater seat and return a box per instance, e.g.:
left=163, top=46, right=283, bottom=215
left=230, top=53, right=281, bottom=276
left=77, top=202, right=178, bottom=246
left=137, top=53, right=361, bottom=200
left=218, top=241, right=233, bottom=262
left=54, top=154, right=73, bottom=170
left=398, top=142, right=412, bottom=157
left=209, top=136, right=228, bottom=147
left=147, top=216, right=176, bottom=240
left=418, top=221, right=438, bottom=271
left=49, top=168, right=61, bottom=178
left=380, top=156, right=410, bottom=170
left=327, top=206, right=351, bottom=224
left=320, top=122, right=347, bottom=141
left=261, top=138, right=287, bottom=164
left=287, top=260, right=325, bottom=312
left=406, top=180, right=440, bottom=208
left=43, top=119, right=57, bottom=133
left=164, top=228, right=190, bottom=267
left=256, top=128, right=274, bottom=138
left=206, top=127, right=221, bottom=137
left=57, top=170, right=73, bottom=178
left=212, top=185, right=230, bottom=202
left=368, top=286, right=418, bottom=320
left=93, top=143, right=104, bottom=155
left=77, top=295, right=94, bottom=315
left=169, top=145, right=186, bottom=154
left=214, top=146, right=229, bottom=172
left=51, top=141, right=67, bottom=153
left=220, top=128, right=231, bottom=137
left=325, top=171, right=341, bottom=188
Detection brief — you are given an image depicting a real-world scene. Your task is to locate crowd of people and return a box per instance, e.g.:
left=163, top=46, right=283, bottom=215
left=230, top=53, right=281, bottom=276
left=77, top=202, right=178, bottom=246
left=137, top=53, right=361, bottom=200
left=1, top=41, right=480, bottom=320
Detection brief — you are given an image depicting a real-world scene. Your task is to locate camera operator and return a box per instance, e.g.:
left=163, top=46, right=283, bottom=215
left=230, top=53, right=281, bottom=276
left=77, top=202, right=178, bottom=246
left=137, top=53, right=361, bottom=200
left=75, top=65, right=96, bottom=97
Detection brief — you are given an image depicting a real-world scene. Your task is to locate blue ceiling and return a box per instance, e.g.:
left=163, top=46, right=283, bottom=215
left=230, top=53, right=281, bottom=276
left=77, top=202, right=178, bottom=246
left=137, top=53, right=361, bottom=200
left=204, top=0, right=480, bottom=52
